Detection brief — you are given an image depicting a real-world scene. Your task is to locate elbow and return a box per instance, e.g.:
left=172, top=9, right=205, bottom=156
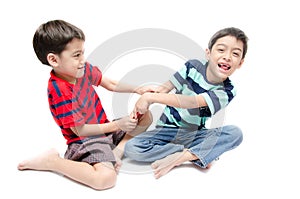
left=105, top=84, right=116, bottom=92
left=106, top=80, right=118, bottom=91
left=70, top=126, right=84, bottom=136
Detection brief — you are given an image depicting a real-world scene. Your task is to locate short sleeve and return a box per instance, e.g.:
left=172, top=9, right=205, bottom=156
left=85, top=62, right=103, bottom=86
left=200, top=86, right=236, bottom=115
left=169, top=64, right=188, bottom=91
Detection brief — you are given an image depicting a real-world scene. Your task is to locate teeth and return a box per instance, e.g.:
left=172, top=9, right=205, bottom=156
left=218, top=64, right=230, bottom=70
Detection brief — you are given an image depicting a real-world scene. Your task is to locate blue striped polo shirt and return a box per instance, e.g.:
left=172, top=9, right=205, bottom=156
left=156, top=59, right=236, bottom=129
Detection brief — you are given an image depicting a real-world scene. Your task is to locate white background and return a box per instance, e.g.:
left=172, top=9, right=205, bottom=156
left=1, top=0, right=299, bottom=198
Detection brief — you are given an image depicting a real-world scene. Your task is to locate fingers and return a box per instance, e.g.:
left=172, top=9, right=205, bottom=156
left=126, top=118, right=137, bottom=130
left=131, top=109, right=144, bottom=120
left=129, top=117, right=138, bottom=125
left=134, top=107, right=146, bottom=115
left=130, top=111, right=137, bottom=119
left=136, top=112, right=143, bottom=120
left=123, top=116, right=138, bottom=132
left=136, top=85, right=160, bottom=95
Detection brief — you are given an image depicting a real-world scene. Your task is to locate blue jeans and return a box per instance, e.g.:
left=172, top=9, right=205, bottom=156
left=124, top=125, right=243, bottom=168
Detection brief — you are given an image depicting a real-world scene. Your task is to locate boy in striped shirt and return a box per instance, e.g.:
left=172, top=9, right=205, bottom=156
left=125, top=27, right=248, bottom=179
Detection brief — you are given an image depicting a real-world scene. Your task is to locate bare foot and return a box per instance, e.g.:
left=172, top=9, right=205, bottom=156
left=206, top=163, right=212, bottom=169
left=150, top=149, right=212, bottom=179
left=17, top=148, right=60, bottom=171
left=114, top=155, right=122, bottom=174
left=113, top=147, right=124, bottom=159
left=151, top=150, right=188, bottom=179
left=112, top=148, right=123, bottom=173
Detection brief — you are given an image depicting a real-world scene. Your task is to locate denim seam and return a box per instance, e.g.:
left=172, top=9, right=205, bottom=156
left=188, top=149, right=207, bottom=168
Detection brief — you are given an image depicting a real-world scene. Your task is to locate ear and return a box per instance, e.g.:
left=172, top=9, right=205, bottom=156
left=237, top=59, right=244, bottom=69
left=47, top=53, right=59, bottom=68
left=205, top=48, right=210, bottom=60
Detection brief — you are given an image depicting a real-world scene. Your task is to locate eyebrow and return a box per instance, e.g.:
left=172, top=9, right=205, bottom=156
left=72, top=49, right=84, bottom=54
left=216, top=44, right=242, bottom=52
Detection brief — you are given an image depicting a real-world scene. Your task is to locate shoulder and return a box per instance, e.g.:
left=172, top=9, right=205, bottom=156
left=185, top=59, right=206, bottom=68
left=85, top=61, right=102, bottom=75
left=185, top=59, right=207, bottom=72
left=48, top=77, right=73, bottom=99
left=84, top=61, right=93, bottom=73
left=183, top=59, right=207, bottom=76
left=84, top=61, right=103, bottom=86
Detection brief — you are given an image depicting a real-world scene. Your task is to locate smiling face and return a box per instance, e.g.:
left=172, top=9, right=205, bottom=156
left=206, top=35, right=244, bottom=83
left=47, top=38, right=85, bottom=84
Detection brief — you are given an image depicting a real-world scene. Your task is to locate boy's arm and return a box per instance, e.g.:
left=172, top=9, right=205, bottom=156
left=156, top=81, right=175, bottom=93
left=133, top=81, right=174, bottom=95
left=100, top=76, right=158, bottom=94
left=100, top=76, right=137, bottom=93
left=134, top=92, right=207, bottom=114
left=70, top=116, right=137, bottom=137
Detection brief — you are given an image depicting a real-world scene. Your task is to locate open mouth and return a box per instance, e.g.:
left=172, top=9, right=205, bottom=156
left=218, top=63, right=231, bottom=71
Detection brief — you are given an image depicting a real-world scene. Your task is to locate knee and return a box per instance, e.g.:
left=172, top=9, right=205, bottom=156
left=225, top=125, right=243, bottom=146
left=124, top=139, right=149, bottom=161
left=124, top=139, right=138, bottom=158
left=91, top=167, right=117, bottom=190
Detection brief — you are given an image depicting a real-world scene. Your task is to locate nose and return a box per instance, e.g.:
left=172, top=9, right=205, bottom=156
left=223, top=51, right=231, bottom=61
left=80, top=55, right=85, bottom=64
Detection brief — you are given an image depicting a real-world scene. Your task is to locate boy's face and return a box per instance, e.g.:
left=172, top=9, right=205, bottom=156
left=206, top=35, right=244, bottom=83
left=48, top=38, right=85, bottom=84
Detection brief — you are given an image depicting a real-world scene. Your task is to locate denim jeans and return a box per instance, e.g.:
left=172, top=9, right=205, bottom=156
left=124, top=125, right=243, bottom=168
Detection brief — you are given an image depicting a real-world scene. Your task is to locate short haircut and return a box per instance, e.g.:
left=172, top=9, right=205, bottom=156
left=33, top=20, right=85, bottom=65
left=208, top=27, right=248, bottom=59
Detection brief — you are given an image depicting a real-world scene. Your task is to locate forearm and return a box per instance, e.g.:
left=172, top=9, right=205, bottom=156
left=100, top=77, right=137, bottom=93
left=156, top=81, right=174, bottom=93
left=71, top=121, right=120, bottom=137
left=143, top=92, right=207, bottom=109
left=112, top=81, right=137, bottom=93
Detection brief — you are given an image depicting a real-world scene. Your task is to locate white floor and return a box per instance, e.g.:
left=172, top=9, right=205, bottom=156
left=2, top=1, right=300, bottom=198
left=7, top=110, right=299, bottom=199
left=11, top=149, right=250, bottom=198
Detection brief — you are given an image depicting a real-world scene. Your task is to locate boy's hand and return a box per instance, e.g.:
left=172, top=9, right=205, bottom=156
left=135, top=85, right=158, bottom=95
left=115, top=116, right=138, bottom=132
left=134, top=93, right=151, bottom=115
left=131, top=111, right=143, bottom=121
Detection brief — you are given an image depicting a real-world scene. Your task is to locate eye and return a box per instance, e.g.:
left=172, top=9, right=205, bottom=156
left=233, top=52, right=241, bottom=57
left=73, top=52, right=82, bottom=58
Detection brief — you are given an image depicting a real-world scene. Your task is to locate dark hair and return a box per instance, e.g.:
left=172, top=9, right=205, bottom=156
left=208, top=27, right=248, bottom=59
left=32, top=20, right=85, bottom=66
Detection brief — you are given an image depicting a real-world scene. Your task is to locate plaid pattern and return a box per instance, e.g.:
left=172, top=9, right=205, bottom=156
left=64, top=131, right=126, bottom=165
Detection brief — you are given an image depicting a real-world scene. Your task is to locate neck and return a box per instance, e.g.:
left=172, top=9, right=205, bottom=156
left=53, top=71, right=77, bottom=85
left=206, top=68, right=224, bottom=84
